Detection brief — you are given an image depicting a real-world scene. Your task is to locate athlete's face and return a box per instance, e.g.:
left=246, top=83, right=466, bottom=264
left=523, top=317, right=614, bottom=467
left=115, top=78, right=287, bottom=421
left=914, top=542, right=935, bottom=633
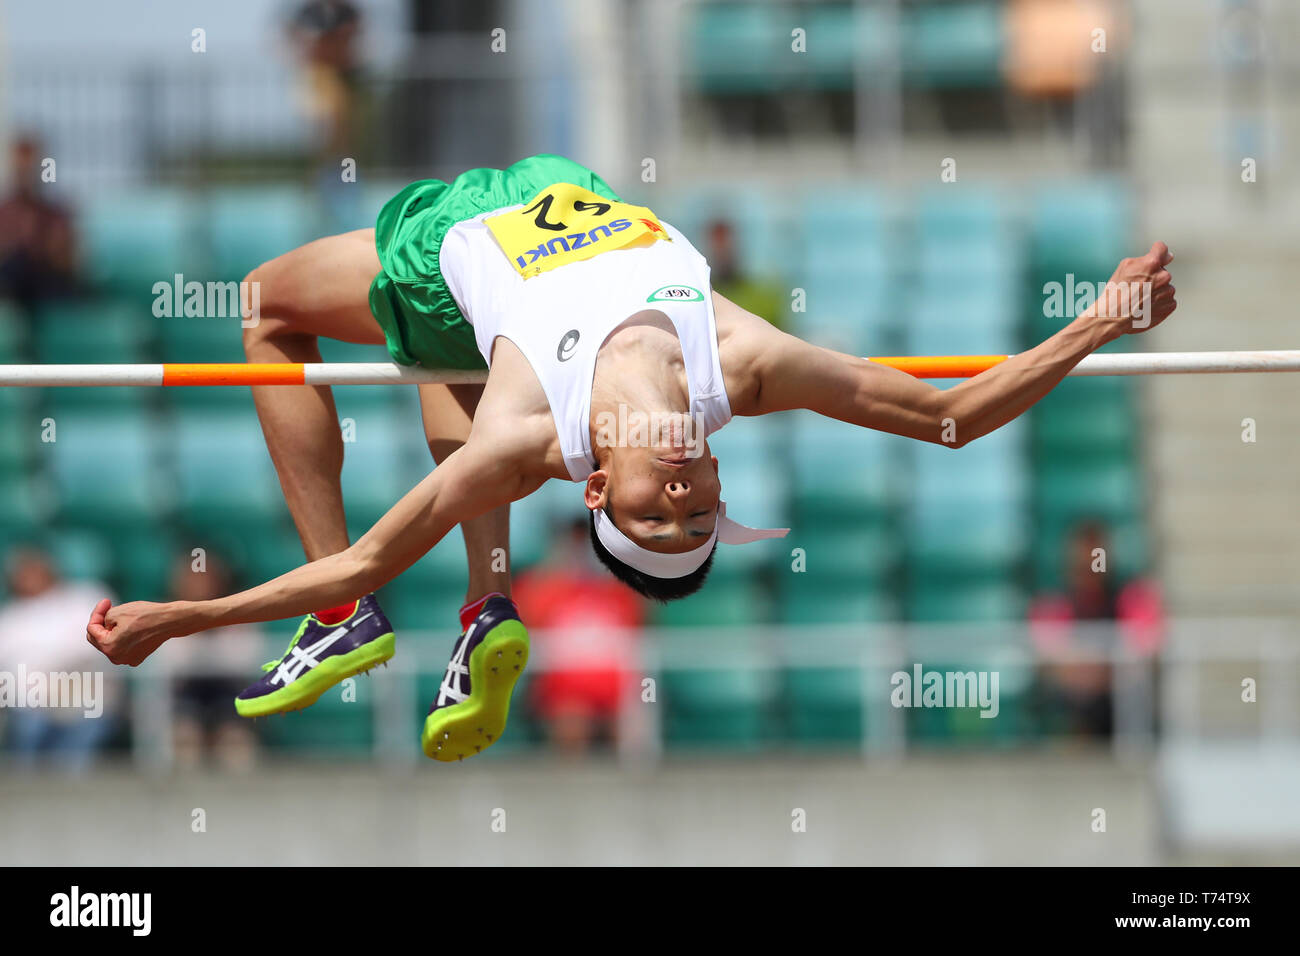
left=586, top=447, right=722, bottom=554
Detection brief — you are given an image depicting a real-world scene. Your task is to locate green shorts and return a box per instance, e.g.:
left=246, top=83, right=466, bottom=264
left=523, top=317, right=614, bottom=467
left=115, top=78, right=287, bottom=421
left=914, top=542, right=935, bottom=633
left=368, top=154, right=622, bottom=370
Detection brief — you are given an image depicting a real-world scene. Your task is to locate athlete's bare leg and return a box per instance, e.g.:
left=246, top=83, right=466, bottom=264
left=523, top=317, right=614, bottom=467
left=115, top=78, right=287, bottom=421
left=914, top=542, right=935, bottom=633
left=242, top=229, right=385, bottom=561
left=417, top=383, right=512, bottom=603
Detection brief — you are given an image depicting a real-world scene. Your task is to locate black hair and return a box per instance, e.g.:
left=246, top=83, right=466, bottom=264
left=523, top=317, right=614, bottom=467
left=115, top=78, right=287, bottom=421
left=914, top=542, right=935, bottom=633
left=588, top=504, right=716, bottom=603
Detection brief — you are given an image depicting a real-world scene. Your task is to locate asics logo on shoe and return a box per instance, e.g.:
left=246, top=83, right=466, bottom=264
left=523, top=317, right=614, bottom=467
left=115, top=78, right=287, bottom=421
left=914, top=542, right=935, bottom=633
left=270, top=612, right=374, bottom=687
left=437, top=621, right=477, bottom=706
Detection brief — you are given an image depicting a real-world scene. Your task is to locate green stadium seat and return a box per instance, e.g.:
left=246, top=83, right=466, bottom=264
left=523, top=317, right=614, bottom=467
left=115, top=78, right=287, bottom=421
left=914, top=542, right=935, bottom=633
left=906, top=294, right=1022, bottom=356
left=1034, top=459, right=1142, bottom=525
left=41, top=526, right=115, bottom=585
left=660, top=647, right=777, bottom=749
left=904, top=578, right=1026, bottom=622
left=171, top=411, right=284, bottom=533
left=777, top=581, right=899, bottom=624
left=206, top=187, right=318, bottom=280
left=0, top=301, right=30, bottom=362
left=0, top=472, right=48, bottom=536
left=1031, top=388, right=1136, bottom=457
left=337, top=405, right=417, bottom=528
left=653, top=578, right=766, bottom=628
left=794, top=189, right=899, bottom=350
left=82, top=188, right=204, bottom=296
left=691, top=2, right=792, bottom=94
left=902, top=1, right=1004, bottom=89
left=112, top=525, right=181, bottom=601
left=1030, top=179, right=1132, bottom=280
left=157, top=314, right=246, bottom=362
left=44, top=409, right=167, bottom=528
left=260, top=681, right=375, bottom=755
left=802, top=3, right=893, bottom=90
left=905, top=424, right=1028, bottom=572
left=784, top=663, right=864, bottom=744
left=789, top=410, right=903, bottom=516
left=35, top=300, right=152, bottom=363
left=0, top=388, right=35, bottom=475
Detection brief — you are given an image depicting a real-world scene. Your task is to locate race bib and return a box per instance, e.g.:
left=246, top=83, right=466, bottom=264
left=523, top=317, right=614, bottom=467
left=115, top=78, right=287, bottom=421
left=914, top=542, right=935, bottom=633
left=485, top=182, right=669, bottom=279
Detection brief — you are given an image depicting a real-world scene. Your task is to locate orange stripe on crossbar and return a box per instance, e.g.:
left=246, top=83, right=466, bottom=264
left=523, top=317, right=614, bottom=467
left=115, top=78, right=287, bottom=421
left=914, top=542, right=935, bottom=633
left=868, top=355, right=1010, bottom=378
left=161, top=364, right=307, bottom=386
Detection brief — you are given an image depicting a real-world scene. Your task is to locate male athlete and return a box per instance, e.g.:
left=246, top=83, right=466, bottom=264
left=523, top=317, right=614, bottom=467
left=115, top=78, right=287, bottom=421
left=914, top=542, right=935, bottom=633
left=85, top=154, right=1176, bottom=761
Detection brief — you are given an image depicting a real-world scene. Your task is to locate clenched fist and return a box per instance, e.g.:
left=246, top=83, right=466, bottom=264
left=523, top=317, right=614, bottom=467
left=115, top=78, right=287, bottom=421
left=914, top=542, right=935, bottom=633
left=86, top=598, right=182, bottom=667
left=1093, top=241, right=1178, bottom=334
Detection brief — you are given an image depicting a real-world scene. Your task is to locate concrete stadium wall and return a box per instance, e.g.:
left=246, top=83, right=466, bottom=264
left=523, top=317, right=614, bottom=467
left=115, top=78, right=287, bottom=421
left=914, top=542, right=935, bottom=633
left=4, top=754, right=1163, bottom=866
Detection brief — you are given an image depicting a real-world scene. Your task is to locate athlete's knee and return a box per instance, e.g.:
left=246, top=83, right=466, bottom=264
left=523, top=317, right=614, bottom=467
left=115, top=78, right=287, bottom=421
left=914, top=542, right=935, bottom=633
left=241, top=263, right=303, bottom=355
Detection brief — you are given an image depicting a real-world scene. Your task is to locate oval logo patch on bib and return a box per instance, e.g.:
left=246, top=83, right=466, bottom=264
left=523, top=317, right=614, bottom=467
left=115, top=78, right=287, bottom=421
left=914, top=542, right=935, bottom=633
left=646, top=285, right=704, bottom=303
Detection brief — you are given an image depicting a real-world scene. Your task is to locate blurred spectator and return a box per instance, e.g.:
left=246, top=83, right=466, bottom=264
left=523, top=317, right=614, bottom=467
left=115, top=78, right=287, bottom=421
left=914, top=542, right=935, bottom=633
left=704, top=219, right=788, bottom=331
left=0, top=136, right=80, bottom=312
left=1003, top=0, right=1114, bottom=98
left=1028, top=520, right=1163, bottom=739
left=513, top=517, right=646, bottom=756
left=0, top=545, right=118, bottom=771
left=1003, top=0, right=1124, bottom=167
left=287, top=0, right=365, bottom=229
left=163, top=552, right=263, bottom=771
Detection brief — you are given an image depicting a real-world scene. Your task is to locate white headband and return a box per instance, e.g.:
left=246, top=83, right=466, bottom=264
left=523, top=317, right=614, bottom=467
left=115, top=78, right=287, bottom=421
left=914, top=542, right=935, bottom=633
left=593, top=500, right=788, bottom=579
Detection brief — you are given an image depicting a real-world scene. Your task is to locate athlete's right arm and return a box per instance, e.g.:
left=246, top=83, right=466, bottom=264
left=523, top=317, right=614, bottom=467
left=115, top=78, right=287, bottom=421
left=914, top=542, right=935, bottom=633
left=86, top=440, right=541, bottom=666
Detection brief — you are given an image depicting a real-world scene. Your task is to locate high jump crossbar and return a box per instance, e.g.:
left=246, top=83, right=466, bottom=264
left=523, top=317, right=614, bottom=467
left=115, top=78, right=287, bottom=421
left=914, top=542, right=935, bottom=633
left=1, top=351, right=1299, bottom=387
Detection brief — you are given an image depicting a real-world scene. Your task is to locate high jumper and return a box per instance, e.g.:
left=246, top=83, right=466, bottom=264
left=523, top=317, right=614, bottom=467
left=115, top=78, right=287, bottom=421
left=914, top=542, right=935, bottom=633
left=84, top=154, right=1176, bottom=761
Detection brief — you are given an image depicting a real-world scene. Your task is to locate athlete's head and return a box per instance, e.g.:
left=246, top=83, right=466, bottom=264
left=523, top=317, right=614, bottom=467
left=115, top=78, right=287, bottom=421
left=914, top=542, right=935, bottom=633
left=584, top=438, right=722, bottom=602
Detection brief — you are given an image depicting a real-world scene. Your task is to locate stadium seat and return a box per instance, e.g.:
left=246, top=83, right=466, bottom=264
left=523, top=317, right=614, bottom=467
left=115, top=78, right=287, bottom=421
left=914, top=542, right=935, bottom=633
left=206, top=187, right=318, bottom=279
left=783, top=663, right=865, bottom=744
left=0, top=388, right=34, bottom=475
left=44, top=408, right=167, bottom=529
left=777, top=581, right=899, bottom=624
left=260, top=682, right=375, bottom=755
left=171, top=410, right=285, bottom=534
left=82, top=188, right=203, bottom=296
left=337, top=398, right=418, bottom=528
left=0, top=301, right=30, bottom=362
left=660, top=646, right=778, bottom=750
left=42, top=526, right=115, bottom=585
left=1030, top=179, right=1132, bottom=283
left=901, top=1, right=1004, bottom=89
left=803, top=3, right=893, bottom=90
left=789, top=410, right=904, bottom=516
left=35, top=299, right=152, bottom=364
left=691, top=2, right=791, bottom=95
left=653, top=576, right=768, bottom=628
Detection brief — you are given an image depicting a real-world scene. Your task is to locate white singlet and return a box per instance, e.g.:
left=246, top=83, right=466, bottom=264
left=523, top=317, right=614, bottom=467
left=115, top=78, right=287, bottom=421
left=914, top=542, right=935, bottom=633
left=439, top=210, right=733, bottom=482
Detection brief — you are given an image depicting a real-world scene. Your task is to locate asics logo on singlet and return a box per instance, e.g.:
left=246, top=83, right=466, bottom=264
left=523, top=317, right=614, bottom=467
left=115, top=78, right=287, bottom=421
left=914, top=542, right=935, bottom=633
left=557, top=329, right=580, bottom=361
left=513, top=218, right=633, bottom=271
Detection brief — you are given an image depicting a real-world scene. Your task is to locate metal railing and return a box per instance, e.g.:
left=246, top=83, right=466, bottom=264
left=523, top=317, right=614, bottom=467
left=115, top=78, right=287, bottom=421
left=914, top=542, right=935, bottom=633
left=122, top=617, right=1300, bottom=768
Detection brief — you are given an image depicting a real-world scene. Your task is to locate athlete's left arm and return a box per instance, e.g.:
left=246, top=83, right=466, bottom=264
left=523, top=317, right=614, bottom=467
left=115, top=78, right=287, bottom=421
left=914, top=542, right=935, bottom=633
left=86, top=437, right=545, bottom=666
left=732, top=242, right=1175, bottom=446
